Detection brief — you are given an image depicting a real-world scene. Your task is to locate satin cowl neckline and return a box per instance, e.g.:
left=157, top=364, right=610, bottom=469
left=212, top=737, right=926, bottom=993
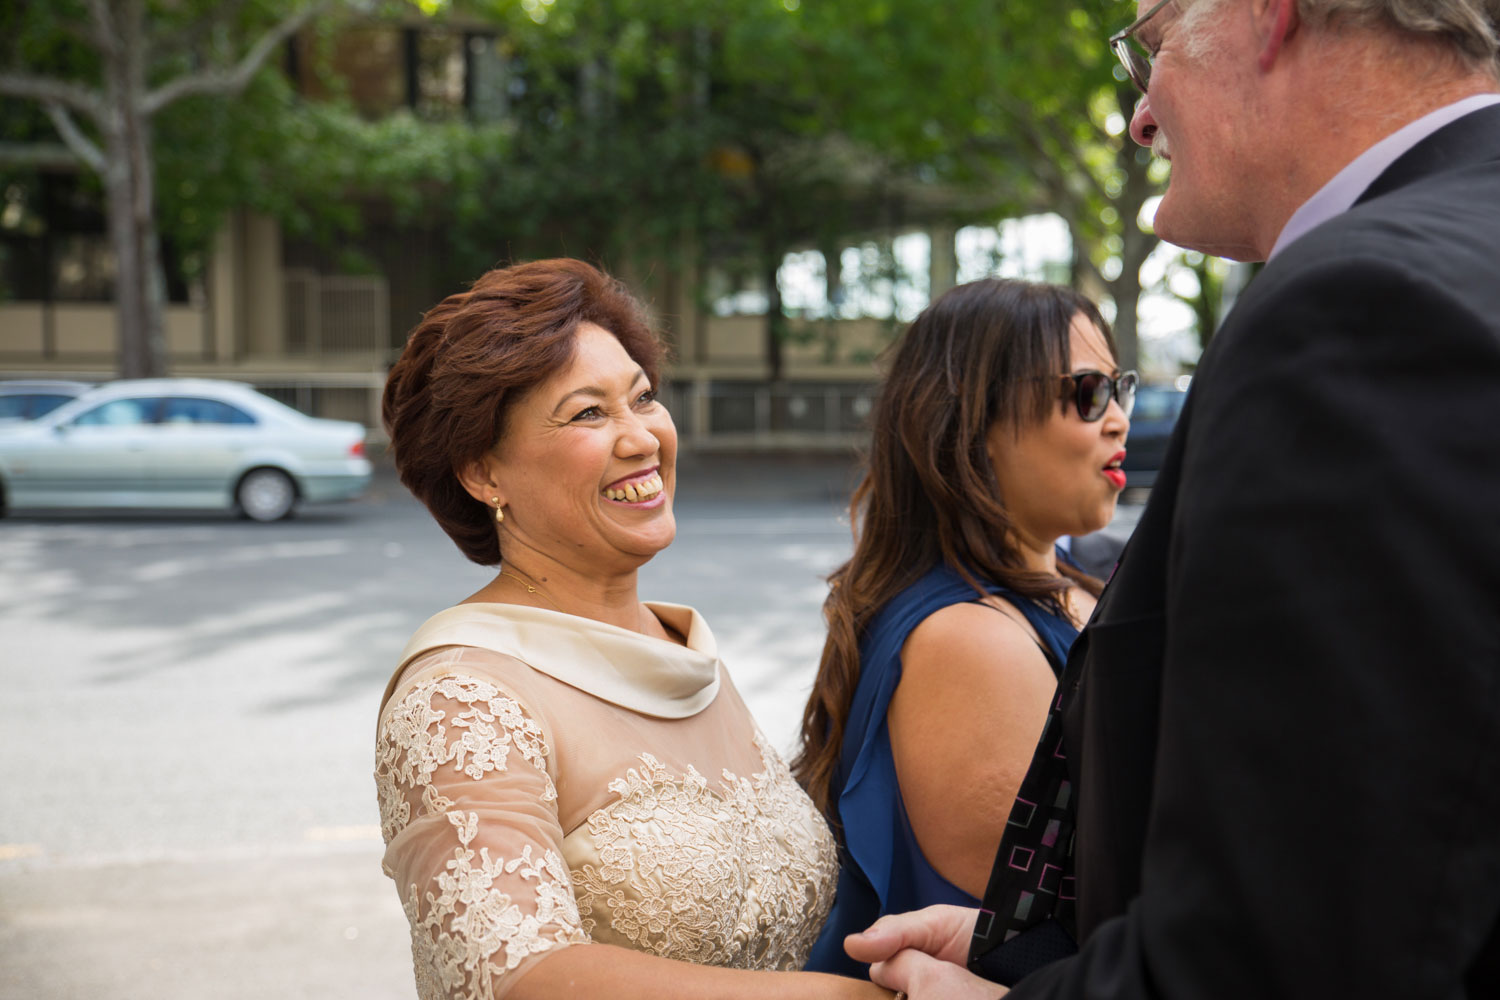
left=386, top=601, right=723, bottom=719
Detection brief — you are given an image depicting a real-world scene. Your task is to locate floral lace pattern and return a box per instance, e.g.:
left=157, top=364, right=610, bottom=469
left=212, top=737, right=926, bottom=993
left=401, top=815, right=585, bottom=999
left=378, top=675, right=556, bottom=845
left=377, top=675, right=584, bottom=1000
left=377, top=673, right=838, bottom=999
left=569, top=734, right=838, bottom=971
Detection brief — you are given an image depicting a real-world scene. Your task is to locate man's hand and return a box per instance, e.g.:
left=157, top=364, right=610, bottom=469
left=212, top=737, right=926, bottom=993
left=868, top=948, right=1008, bottom=1000
left=844, top=904, right=979, bottom=967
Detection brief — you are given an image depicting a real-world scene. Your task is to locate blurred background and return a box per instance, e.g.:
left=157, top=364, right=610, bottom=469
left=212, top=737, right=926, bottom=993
left=1, top=0, right=1208, bottom=996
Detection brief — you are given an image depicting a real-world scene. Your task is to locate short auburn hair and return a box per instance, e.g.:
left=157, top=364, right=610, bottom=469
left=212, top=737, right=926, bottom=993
left=382, top=258, right=664, bottom=565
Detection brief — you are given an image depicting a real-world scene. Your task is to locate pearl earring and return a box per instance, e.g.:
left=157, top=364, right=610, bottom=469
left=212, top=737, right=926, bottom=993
left=491, top=497, right=504, bottom=523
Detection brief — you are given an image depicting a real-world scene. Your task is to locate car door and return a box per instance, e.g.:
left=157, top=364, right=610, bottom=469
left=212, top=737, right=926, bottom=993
left=20, top=396, right=164, bottom=507
left=147, top=396, right=261, bottom=506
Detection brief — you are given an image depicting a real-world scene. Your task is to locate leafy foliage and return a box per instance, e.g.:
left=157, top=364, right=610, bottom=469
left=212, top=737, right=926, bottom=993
left=3, top=0, right=1180, bottom=370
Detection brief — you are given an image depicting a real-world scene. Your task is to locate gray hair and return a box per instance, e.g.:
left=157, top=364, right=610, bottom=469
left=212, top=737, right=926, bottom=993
left=1182, top=0, right=1499, bottom=68
left=1305, top=0, right=1497, bottom=66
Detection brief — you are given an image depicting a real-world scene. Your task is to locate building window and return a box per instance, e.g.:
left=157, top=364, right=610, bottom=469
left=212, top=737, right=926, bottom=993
left=0, top=176, right=190, bottom=305
left=955, top=214, right=1073, bottom=286
left=51, top=234, right=116, bottom=302
left=291, top=25, right=502, bottom=122
left=410, top=29, right=466, bottom=118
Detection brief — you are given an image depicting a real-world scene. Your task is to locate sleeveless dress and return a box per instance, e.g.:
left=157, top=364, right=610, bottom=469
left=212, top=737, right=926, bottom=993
left=805, top=561, right=1078, bottom=977
left=374, top=602, right=839, bottom=999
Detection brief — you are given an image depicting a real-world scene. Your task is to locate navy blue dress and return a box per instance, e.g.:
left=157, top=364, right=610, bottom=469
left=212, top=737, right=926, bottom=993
left=805, top=561, right=1079, bottom=976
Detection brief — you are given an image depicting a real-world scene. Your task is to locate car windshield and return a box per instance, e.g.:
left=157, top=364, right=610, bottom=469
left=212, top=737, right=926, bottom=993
left=0, top=394, right=76, bottom=420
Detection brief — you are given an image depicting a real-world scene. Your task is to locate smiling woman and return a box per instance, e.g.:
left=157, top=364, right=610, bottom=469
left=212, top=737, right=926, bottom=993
left=454, top=321, right=680, bottom=599
left=375, top=259, right=891, bottom=1000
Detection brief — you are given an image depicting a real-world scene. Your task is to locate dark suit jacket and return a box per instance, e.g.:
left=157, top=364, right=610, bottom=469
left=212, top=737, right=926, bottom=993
left=1011, top=104, right=1500, bottom=998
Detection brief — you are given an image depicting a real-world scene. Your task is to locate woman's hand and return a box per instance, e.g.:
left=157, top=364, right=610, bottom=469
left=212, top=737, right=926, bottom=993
left=843, top=904, right=977, bottom=967
left=508, top=940, right=929, bottom=999
left=869, top=948, right=1008, bottom=1000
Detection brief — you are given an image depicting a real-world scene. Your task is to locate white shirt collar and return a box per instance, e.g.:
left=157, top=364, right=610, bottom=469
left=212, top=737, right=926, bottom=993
left=1268, top=93, right=1500, bottom=260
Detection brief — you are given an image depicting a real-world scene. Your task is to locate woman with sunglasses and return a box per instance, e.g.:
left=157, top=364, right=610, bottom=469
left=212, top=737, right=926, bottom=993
left=793, top=278, right=1134, bottom=977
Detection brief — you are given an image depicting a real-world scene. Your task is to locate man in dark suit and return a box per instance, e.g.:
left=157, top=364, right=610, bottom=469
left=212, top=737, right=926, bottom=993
left=844, top=1, right=1500, bottom=997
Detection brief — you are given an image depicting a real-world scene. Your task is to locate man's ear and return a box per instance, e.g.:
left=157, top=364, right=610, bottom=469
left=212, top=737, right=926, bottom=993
left=456, top=452, right=506, bottom=508
left=1254, top=0, right=1300, bottom=71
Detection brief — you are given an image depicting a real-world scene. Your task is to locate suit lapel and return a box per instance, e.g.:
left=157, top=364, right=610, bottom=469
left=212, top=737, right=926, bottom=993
left=1357, top=103, right=1500, bottom=205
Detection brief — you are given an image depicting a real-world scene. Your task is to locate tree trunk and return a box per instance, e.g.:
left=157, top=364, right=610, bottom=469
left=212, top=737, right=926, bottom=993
left=763, top=247, right=785, bottom=383
left=3, top=0, right=328, bottom=379
left=107, top=0, right=168, bottom=379
left=103, top=150, right=151, bottom=378
left=1108, top=277, right=1141, bottom=373
left=136, top=120, right=168, bottom=376
left=1108, top=116, right=1160, bottom=376
left=751, top=150, right=785, bottom=384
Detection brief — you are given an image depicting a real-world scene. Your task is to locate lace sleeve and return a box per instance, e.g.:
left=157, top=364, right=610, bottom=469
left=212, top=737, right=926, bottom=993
left=376, top=673, right=591, bottom=1000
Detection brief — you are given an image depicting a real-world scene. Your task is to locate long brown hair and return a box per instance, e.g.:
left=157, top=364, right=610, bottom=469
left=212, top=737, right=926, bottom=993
left=791, top=278, right=1115, bottom=814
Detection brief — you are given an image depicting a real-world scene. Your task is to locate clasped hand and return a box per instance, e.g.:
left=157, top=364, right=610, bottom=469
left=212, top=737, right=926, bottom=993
left=844, top=905, right=1010, bottom=1000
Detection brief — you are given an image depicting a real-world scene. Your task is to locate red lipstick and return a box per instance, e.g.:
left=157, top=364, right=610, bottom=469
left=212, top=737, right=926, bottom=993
left=1102, top=451, right=1127, bottom=490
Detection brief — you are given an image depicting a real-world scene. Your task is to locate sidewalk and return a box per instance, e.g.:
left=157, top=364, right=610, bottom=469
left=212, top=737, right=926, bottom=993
left=0, top=846, right=412, bottom=1000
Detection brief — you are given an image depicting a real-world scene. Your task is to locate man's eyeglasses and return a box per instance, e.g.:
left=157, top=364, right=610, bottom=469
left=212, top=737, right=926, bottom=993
left=1060, top=370, right=1138, bottom=421
left=1109, top=0, right=1174, bottom=94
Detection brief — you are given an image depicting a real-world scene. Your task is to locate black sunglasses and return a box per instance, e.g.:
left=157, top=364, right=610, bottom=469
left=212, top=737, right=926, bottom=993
left=1060, top=369, right=1138, bottom=421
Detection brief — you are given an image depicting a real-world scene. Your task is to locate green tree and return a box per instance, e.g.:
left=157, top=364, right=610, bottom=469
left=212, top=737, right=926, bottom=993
left=2, top=0, right=1168, bottom=381
left=470, top=0, right=1042, bottom=376
left=975, top=0, right=1164, bottom=370
left=504, top=0, right=1164, bottom=371
left=1163, top=252, right=1262, bottom=357
left=0, top=0, right=336, bottom=378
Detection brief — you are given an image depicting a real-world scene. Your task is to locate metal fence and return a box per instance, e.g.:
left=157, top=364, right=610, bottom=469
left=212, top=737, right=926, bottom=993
left=250, top=373, right=387, bottom=430
left=255, top=375, right=878, bottom=450
left=661, top=378, right=878, bottom=450
left=284, top=270, right=390, bottom=356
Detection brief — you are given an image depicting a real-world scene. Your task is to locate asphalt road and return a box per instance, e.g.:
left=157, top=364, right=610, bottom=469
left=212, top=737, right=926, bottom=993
left=0, top=453, right=1140, bottom=1000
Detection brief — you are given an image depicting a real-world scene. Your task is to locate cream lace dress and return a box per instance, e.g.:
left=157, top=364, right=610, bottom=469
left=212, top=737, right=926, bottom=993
left=374, top=602, right=838, bottom=1000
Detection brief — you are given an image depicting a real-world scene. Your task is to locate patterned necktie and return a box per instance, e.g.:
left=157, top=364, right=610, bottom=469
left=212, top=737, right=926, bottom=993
left=967, top=682, right=1078, bottom=984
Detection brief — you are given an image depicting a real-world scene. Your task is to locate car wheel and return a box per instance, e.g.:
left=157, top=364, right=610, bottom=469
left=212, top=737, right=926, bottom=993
left=236, top=468, right=297, bottom=522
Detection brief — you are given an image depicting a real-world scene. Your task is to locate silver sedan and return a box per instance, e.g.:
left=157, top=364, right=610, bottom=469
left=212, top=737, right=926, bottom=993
left=0, top=378, right=372, bottom=521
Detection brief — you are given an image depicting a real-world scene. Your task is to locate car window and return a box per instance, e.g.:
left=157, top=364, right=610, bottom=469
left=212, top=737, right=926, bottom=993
left=30, top=394, right=78, bottom=418
left=161, top=396, right=257, bottom=425
left=0, top=396, right=28, bottom=419
left=1133, top=389, right=1187, bottom=422
left=72, top=397, right=161, bottom=427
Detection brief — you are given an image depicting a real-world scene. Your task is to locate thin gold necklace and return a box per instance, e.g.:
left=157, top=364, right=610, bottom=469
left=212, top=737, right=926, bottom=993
left=500, top=570, right=672, bottom=639
left=498, top=569, right=563, bottom=612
